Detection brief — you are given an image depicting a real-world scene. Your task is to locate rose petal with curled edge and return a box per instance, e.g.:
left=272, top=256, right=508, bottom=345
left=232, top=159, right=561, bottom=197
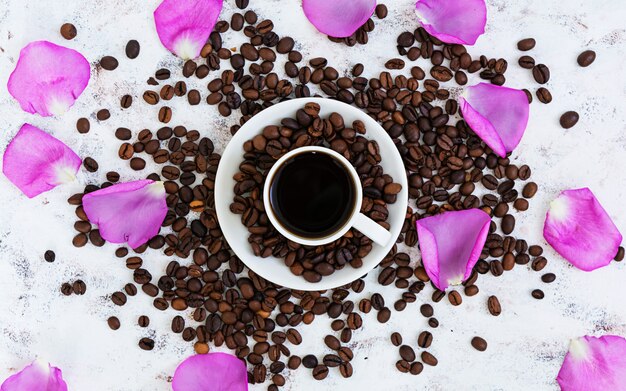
left=7, top=41, right=90, bottom=117
left=557, top=335, right=626, bottom=391
left=302, top=0, right=376, bottom=38
left=416, top=209, right=491, bottom=291
left=82, top=180, right=168, bottom=249
left=544, top=188, right=622, bottom=271
left=459, top=83, right=530, bottom=158
left=415, top=0, right=487, bottom=45
left=154, top=0, right=223, bottom=60
left=172, top=353, right=248, bottom=391
left=2, top=124, right=81, bottom=198
left=1, top=359, right=68, bottom=391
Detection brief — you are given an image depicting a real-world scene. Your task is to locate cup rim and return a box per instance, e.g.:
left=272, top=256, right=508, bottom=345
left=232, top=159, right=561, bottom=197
left=262, top=146, right=363, bottom=246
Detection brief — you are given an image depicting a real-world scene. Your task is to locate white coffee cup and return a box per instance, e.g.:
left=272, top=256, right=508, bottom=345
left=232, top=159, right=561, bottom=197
left=263, top=146, right=392, bottom=247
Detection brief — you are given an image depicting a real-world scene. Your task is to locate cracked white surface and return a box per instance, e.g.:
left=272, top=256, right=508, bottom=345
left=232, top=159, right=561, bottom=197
left=0, top=0, right=625, bottom=390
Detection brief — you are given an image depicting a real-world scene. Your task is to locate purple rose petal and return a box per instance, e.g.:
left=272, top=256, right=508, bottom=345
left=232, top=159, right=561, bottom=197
left=172, top=353, right=248, bottom=391
left=459, top=83, right=530, bottom=158
left=415, top=0, right=487, bottom=45
left=416, top=209, right=491, bottom=291
left=2, top=124, right=81, bottom=198
left=82, top=180, right=168, bottom=249
left=544, top=188, right=622, bottom=271
left=1, top=360, right=68, bottom=391
left=557, top=335, right=626, bottom=391
left=302, top=0, right=376, bottom=38
left=154, top=0, right=223, bottom=59
left=7, top=41, right=90, bottom=117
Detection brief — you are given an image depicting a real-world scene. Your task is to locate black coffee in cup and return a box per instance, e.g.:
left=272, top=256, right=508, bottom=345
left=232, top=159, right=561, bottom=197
left=268, top=151, right=356, bottom=238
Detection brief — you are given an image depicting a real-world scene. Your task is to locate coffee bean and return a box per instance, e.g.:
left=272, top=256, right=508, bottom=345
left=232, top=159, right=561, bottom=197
left=61, top=282, right=73, bottom=296
left=430, top=66, right=453, bottom=82
left=399, top=345, right=415, bottom=361
left=115, top=127, right=132, bottom=140
left=417, top=331, right=433, bottom=348
left=171, top=316, right=185, bottom=333
left=96, top=109, right=110, bottom=121
left=312, top=365, right=328, bottom=380
left=420, top=304, right=433, bottom=317
left=107, top=316, right=120, bottom=330
left=541, top=273, right=556, bottom=283
left=188, top=90, right=201, bottom=105
left=72, top=280, right=86, bottom=295
left=158, top=106, right=172, bottom=123
left=517, top=38, right=536, bottom=51
left=615, top=247, right=625, bottom=262
left=471, top=336, right=488, bottom=351
left=501, top=214, right=515, bottom=235
left=577, top=50, right=596, bottom=67
left=44, top=250, right=56, bottom=263
left=385, top=58, right=405, bottom=70
left=72, top=233, right=87, bottom=247
left=120, top=95, right=133, bottom=108
left=536, top=87, right=552, bottom=104
left=396, top=360, right=410, bottom=373
left=235, top=0, right=248, bottom=9
left=559, top=111, right=579, bottom=129
left=143, top=91, right=159, bottom=105
left=375, top=4, right=388, bottom=18
left=532, top=289, right=545, bottom=299
left=421, top=352, right=438, bottom=366
left=132, top=315, right=149, bottom=329
left=76, top=118, right=90, bottom=134
left=155, top=68, right=170, bottom=80
left=130, top=157, right=146, bottom=171
left=391, top=332, right=403, bottom=346
left=487, top=296, right=501, bottom=316
left=302, top=355, right=318, bottom=369
left=532, top=64, right=550, bottom=84
left=448, top=291, right=462, bottom=306
left=138, top=337, right=154, bottom=351
left=60, top=23, right=77, bottom=40
left=377, top=307, right=391, bottom=323
left=111, top=291, right=127, bottom=306
left=517, top=56, right=535, bottom=69
left=125, top=283, right=138, bottom=296
left=522, top=182, right=538, bottom=198
left=83, top=157, right=99, bottom=172
left=126, top=40, right=140, bottom=59
left=100, top=56, right=118, bottom=71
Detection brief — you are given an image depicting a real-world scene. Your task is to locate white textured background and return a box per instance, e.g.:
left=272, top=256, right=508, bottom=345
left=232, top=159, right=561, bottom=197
left=0, top=0, right=625, bottom=390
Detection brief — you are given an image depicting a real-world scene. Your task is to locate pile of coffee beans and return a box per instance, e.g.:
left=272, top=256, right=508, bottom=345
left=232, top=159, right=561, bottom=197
left=60, top=1, right=623, bottom=389
left=230, top=102, right=401, bottom=282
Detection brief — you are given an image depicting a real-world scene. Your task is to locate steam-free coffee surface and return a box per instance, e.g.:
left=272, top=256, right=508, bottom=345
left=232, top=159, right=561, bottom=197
left=270, top=152, right=354, bottom=238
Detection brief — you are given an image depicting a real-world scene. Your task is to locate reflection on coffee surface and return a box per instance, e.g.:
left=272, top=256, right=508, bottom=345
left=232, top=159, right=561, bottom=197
left=269, top=152, right=355, bottom=238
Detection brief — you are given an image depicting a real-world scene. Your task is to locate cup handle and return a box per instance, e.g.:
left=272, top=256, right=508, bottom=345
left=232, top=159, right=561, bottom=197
left=352, top=213, right=392, bottom=246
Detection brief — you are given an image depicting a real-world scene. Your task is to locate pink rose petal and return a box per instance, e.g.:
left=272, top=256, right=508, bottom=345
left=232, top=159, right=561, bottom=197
left=1, top=360, right=68, bottom=391
left=416, top=209, right=491, bottom=291
left=557, top=335, right=626, bottom=391
left=544, top=188, right=622, bottom=271
left=82, top=180, right=168, bottom=249
left=415, top=0, right=487, bottom=45
left=7, top=41, right=90, bottom=117
left=302, top=0, right=376, bottom=38
left=154, top=0, right=223, bottom=60
left=459, top=83, right=530, bottom=158
left=2, top=124, right=81, bottom=198
left=172, top=353, right=248, bottom=391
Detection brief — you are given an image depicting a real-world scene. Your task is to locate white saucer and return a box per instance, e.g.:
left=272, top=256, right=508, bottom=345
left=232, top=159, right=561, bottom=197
left=214, top=98, right=408, bottom=291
